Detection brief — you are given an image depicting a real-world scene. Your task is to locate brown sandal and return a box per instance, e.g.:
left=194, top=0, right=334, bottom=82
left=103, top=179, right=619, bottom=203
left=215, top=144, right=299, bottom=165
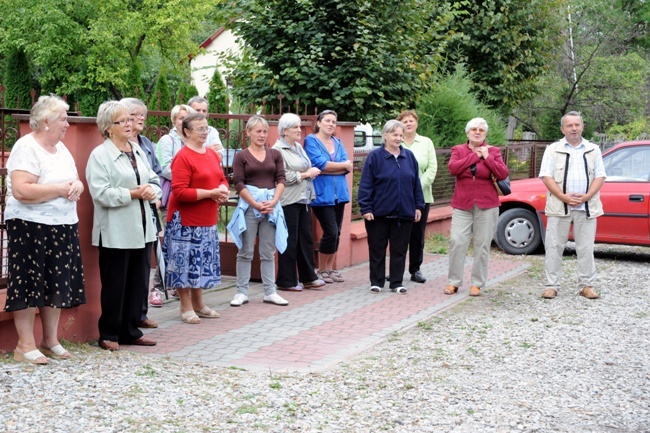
left=444, top=285, right=459, bottom=295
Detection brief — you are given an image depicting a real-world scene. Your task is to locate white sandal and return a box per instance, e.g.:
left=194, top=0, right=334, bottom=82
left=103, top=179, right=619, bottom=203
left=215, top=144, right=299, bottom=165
left=194, top=306, right=220, bottom=318
left=14, top=349, right=49, bottom=365
left=39, top=344, right=71, bottom=359
left=180, top=310, right=201, bottom=324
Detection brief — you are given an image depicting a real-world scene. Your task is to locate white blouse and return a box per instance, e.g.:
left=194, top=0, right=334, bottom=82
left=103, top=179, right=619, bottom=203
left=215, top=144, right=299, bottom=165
left=6, top=134, right=79, bottom=225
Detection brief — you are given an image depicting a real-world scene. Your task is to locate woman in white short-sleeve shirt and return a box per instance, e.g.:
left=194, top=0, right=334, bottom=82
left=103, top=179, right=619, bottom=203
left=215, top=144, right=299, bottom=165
left=4, top=95, right=86, bottom=365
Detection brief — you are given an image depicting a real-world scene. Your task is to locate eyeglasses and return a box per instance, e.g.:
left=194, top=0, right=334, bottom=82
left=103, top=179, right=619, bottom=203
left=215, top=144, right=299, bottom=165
left=317, top=110, right=337, bottom=120
left=469, top=127, right=486, bottom=133
left=130, top=113, right=147, bottom=119
left=190, top=127, right=209, bottom=133
left=113, top=118, right=134, bottom=126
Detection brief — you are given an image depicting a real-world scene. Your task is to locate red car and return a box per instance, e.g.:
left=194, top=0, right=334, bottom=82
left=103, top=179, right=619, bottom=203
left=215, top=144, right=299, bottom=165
left=496, top=141, right=650, bottom=255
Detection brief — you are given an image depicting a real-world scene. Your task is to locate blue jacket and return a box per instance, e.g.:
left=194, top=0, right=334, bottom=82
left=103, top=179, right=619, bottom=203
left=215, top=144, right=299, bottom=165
left=226, top=185, right=288, bottom=253
left=303, top=134, right=350, bottom=206
left=358, top=145, right=425, bottom=219
left=138, top=134, right=162, bottom=177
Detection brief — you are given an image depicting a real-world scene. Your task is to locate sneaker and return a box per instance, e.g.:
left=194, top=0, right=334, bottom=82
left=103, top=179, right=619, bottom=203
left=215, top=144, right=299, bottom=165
left=303, top=279, right=326, bottom=289
left=230, top=293, right=249, bottom=307
left=149, top=290, right=163, bottom=307
left=263, top=293, right=289, bottom=306
left=370, top=285, right=382, bottom=293
left=277, top=285, right=303, bottom=292
left=391, top=286, right=408, bottom=294
left=410, top=271, right=426, bottom=283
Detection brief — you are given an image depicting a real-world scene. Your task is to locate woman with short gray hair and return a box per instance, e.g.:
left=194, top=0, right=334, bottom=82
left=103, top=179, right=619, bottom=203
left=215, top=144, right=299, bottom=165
left=358, top=119, right=424, bottom=294
left=120, top=97, right=165, bottom=316
left=273, top=113, right=325, bottom=291
left=5, top=94, right=86, bottom=364
left=86, top=101, right=161, bottom=351
left=445, top=117, right=508, bottom=297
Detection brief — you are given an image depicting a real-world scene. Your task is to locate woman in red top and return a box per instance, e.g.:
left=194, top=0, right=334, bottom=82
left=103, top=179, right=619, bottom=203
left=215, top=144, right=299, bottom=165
left=163, top=113, right=230, bottom=324
left=445, top=118, right=509, bottom=297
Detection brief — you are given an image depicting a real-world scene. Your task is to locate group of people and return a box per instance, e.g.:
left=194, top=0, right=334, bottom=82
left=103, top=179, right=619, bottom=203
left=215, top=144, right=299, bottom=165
left=3, top=94, right=604, bottom=363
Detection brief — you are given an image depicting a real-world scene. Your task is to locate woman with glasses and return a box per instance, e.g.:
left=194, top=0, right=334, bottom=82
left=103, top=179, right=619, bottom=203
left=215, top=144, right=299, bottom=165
left=445, top=118, right=509, bottom=297
left=163, top=113, right=229, bottom=323
left=272, top=113, right=326, bottom=292
left=121, top=97, right=165, bottom=323
left=304, top=110, right=352, bottom=284
left=86, top=101, right=161, bottom=350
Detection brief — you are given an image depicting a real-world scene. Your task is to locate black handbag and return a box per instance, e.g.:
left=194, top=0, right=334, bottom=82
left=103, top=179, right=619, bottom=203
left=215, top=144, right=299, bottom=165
left=492, top=174, right=511, bottom=196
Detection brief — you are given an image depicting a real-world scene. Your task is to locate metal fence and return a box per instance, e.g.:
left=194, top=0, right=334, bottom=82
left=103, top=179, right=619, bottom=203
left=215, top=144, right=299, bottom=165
left=350, top=140, right=552, bottom=219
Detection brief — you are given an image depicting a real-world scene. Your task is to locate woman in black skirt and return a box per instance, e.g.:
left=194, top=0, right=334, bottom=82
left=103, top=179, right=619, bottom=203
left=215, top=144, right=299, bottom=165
left=4, top=95, right=86, bottom=364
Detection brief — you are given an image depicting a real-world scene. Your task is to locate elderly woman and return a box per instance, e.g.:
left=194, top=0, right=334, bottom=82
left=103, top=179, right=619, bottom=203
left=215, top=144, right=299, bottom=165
left=121, top=97, right=165, bottom=319
left=86, top=101, right=161, bottom=350
left=4, top=95, right=86, bottom=364
left=187, top=96, right=225, bottom=161
left=358, top=120, right=424, bottom=294
left=227, top=115, right=288, bottom=307
left=163, top=113, right=229, bottom=324
left=304, top=110, right=353, bottom=284
left=396, top=110, right=437, bottom=284
left=446, top=118, right=509, bottom=297
left=157, top=104, right=195, bottom=210
left=272, top=113, right=325, bottom=291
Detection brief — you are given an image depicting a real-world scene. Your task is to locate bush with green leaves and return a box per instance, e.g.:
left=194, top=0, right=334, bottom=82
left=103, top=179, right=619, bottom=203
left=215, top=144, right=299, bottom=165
left=206, top=66, right=228, bottom=132
left=416, top=66, right=507, bottom=148
left=3, top=48, right=33, bottom=109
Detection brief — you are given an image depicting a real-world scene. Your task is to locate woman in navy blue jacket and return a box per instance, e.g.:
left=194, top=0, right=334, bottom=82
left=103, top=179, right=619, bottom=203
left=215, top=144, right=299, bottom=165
left=304, top=110, right=352, bottom=284
left=358, top=119, right=425, bottom=294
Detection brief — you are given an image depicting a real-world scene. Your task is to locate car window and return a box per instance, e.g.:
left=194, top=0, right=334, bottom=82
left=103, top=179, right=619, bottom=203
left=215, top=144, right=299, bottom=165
left=604, top=146, right=650, bottom=182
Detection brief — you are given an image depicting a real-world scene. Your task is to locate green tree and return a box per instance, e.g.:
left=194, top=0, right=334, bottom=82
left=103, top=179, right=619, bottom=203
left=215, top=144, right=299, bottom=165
left=3, top=48, right=33, bottom=109
left=226, top=0, right=460, bottom=123
left=0, top=0, right=215, bottom=113
left=516, top=0, right=650, bottom=138
left=149, top=73, right=172, bottom=111
left=206, top=67, right=228, bottom=131
left=443, top=0, right=565, bottom=112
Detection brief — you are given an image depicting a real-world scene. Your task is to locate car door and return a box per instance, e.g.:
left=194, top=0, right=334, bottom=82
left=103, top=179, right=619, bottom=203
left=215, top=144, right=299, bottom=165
left=597, top=144, right=650, bottom=245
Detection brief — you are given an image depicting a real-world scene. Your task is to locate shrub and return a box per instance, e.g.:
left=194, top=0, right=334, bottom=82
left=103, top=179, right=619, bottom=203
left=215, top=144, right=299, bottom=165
left=416, top=65, right=507, bottom=148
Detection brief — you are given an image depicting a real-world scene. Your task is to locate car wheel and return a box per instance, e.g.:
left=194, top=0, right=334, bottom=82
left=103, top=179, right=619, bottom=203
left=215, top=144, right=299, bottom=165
left=496, top=208, right=542, bottom=255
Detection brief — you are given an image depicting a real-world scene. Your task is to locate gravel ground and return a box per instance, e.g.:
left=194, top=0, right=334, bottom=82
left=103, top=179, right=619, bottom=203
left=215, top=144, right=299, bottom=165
left=1, top=245, right=649, bottom=433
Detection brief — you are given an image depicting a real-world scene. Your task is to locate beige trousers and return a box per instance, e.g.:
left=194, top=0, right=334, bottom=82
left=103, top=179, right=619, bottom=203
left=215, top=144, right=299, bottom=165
left=544, top=211, right=597, bottom=291
left=448, top=206, right=499, bottom=288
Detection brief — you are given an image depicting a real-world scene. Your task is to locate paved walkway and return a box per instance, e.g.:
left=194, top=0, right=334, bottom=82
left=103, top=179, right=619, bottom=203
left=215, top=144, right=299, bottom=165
left=130, top=254, right=529, bottom=372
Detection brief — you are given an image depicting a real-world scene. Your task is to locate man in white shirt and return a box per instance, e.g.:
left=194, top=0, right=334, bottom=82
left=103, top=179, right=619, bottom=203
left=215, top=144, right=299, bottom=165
left=538, top=111, right=606, bottom=300
left=188, top=96, right=225, bottom=161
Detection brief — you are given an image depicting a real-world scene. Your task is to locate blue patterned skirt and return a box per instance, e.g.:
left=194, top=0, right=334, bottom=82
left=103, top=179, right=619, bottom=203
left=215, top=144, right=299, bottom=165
left=162, top=211, right=221, bottom=289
